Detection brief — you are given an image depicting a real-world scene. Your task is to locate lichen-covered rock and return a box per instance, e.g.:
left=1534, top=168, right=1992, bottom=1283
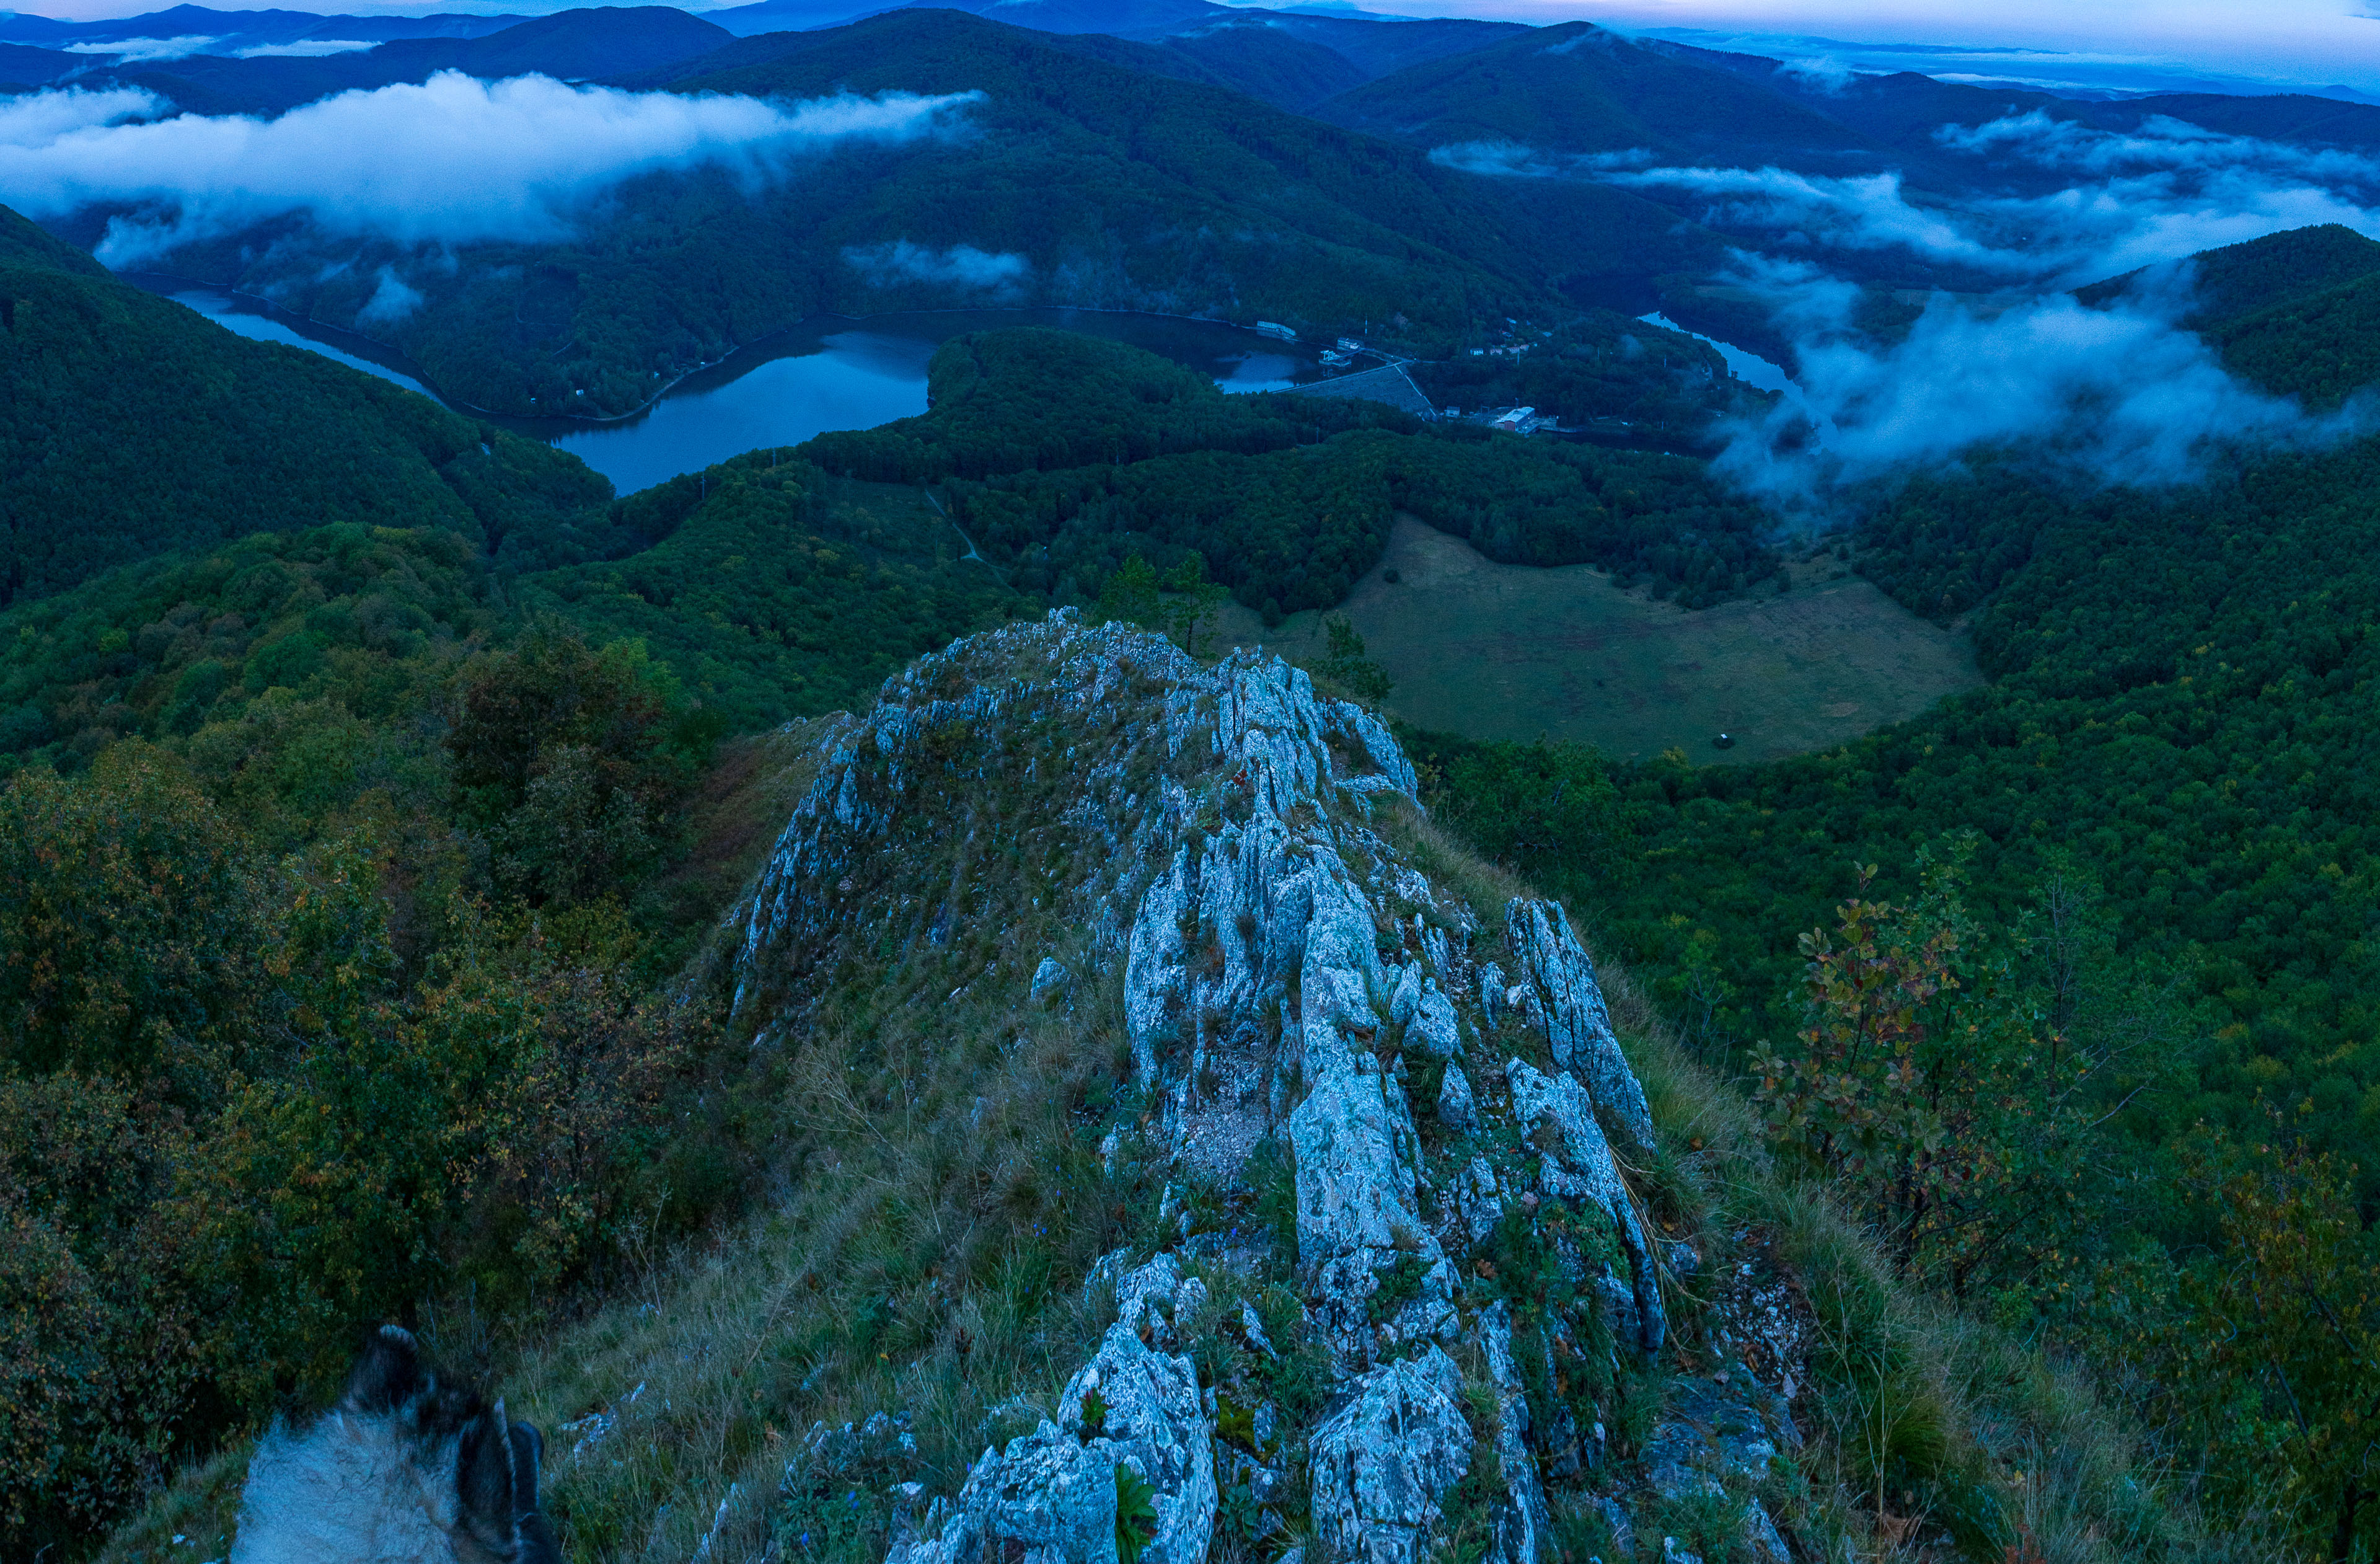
left=1641, top=1377, right=1779, bottom=1501
left=1742, top=1500, right=1791, bottom=1563
left=1438, top=1155, right=1504, bottom=1252
left=1437, top=1065, right=1477, bottom=1135
left=1479, top=1304, right=1551, bottom=1564
left=1032, top=957, right=1072, bottom=1006
left=891, top=1321, right=1214, bottom=1564
left=1060, top=1325, right=1216, bottom=1564
left=1290, top=1053, right=1449, bottom=1355
left=1505, top=1059, right=1663, bottom=1353
left=1406, top=981, right=1463, bottom=1060
left=1503, top=901, right=1654, bottom=1152
left=1310, top=1348, right=1474, bottom=1564
left=886, top=1427, right=1114, bottom=1564
left=1110, top=1255, right=1210, bottom=1350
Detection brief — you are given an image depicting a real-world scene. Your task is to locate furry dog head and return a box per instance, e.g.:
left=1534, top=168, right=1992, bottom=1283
left=231, top=1325, right=563, bottom=1564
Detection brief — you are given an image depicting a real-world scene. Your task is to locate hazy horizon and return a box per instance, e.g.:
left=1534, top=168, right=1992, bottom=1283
left=11, top=0, right=2379, bottom=96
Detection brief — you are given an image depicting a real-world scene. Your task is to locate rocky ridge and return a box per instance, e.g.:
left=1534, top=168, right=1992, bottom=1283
left=725, top=612, right=1807, bottom=1564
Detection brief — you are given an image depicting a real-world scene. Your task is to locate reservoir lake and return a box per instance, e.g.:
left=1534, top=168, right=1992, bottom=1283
left=143, top=282, right=1311, bottom=495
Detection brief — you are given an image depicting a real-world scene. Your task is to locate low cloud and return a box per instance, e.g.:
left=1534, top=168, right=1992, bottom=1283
left=1708, top=255, right=2373, bottom=511
left=64, top=35, right=218, bottom=61
left=843, top=239, right=1029, bottom=297
left=0, top=73, right=985, bottom=264
left=1435, top=104, right=2380, bottom=511
left=1940, top=110, right=2380, bottom=186
left=1595, top=113, right=2380, bottom=286
left=1603, top=163, right=2008, bottom=268
left=1777, top=55, right=1859, bottom=93
left=356, top=265, right=424, bottom=325
left=0, top=86, right=161, bottom=148
left=234, top=39, right=375, bottom=58
left=1429, top=139, right=1569, bottom=179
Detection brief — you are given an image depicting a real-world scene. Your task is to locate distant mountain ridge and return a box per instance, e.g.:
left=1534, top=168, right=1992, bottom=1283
left=0, top=2, right=527, bottom=53
left=36, top=6, right=734, bottom=115
left=0, top=0, right=1530, bottom=120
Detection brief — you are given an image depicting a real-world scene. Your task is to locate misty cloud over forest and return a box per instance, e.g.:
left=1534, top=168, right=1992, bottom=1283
left=842, top=239, right=1031, bottom=299
left=0, top=74, right=985, bottom=263
left=1449, top=108, right=2380, bottom=508
left=1701, top=255, right=2372, bottom=508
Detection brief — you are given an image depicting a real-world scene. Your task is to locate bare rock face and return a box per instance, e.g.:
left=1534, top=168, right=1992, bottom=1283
left=1060, top=1323, right=1216, bottom=1564
left=721, top=614, right=1737, bottom=1564
left=1437, top=1064, right=1478, bottom=1134
left=889, top=1426, right=1116, bottom=1564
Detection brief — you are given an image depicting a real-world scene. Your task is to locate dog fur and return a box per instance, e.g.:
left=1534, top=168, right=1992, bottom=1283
left=232, top=1325, right=563, bottom=1564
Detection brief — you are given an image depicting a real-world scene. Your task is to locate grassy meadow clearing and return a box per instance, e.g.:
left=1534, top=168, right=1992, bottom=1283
left=1220, top=516, right=1980, bottom=762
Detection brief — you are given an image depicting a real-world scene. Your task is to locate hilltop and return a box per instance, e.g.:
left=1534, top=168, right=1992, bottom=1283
left=1315, top=22, right=1884, bottom=170
left=76, top=613, right=2210, bottom=1564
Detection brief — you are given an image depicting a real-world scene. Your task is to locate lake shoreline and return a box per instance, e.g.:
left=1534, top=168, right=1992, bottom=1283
left=123, top=273, right=1320, bottom=430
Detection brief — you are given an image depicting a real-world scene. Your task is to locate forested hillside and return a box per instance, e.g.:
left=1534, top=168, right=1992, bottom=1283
left=805, top=329, right=1784, bottom=614
left=0, top=205, right=612, bottom=605
left=0, top=301, right=1779, bottom=783
left=1315, top=20, right=1884, bottom=167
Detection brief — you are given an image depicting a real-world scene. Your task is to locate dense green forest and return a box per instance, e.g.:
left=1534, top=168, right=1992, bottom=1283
left=524, top=461, right=1029, bottom=731
left=817, top=329, right=1784, bottom=614
left=0, top=205, right=614, bottom=606
left=0, top=533, right=736, bottom=1549
left=0, top=322, right=1779, bottom=784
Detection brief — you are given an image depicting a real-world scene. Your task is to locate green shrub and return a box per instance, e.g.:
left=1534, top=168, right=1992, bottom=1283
left=1114, top=1464, right=1159, bottom=1564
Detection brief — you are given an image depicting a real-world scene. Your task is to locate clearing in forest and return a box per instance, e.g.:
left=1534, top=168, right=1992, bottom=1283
left=1219, top=515, right=1981, bottom=763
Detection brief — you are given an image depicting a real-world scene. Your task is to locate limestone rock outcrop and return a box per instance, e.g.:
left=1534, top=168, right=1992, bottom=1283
left=723, top=613, right=1783, bottom=1564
